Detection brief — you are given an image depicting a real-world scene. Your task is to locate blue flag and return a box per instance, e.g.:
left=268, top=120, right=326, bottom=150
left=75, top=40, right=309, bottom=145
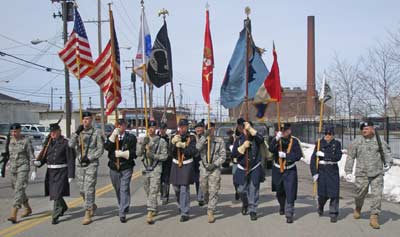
left=220, top=20, right=269, bottom=109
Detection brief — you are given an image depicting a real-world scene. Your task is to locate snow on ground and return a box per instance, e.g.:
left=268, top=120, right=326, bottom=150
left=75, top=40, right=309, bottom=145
left=301, top=143, right=400, bottom=202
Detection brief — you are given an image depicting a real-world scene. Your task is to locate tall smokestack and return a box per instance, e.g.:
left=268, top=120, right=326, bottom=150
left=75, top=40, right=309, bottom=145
left=306, top=16, right=316, bottom=117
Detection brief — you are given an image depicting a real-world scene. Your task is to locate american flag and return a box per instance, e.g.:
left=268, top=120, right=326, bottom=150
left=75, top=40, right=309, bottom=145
left=87, top=9, right=121, bottom=115
left=58, top=8, right=94, bottom=79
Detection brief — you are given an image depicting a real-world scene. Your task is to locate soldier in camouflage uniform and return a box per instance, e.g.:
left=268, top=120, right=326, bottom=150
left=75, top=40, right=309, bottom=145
left=7, top=123, right=35, bottom=224
left=345, top=120, right=392, bottom=229
left=136, top=120, right=168, bottom=224
left=69, top=111, right=104, bottom=225
left=196, top=122, right=226, bottom=223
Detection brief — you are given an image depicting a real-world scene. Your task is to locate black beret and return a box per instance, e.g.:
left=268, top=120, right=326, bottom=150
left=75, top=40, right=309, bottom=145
left=82, top=111, right=92, bottom=118
left=237, top=118, right=245, bottom=126
left=118, top=119, right=127, bottom=125
left=360, top=120, right=374, bottom=130
left=178, top=118, right=189, bottom=126
left=148, top=120, right=157, bottom=127
left=280, top=123, right=291, bottom=131
left=160, top=122, right=168, bottom=129
left=49, top=123, right=61, bottom=131
left=194, top=119, right=205, bottom=128
left=10, top=123, right=21, bottom=130
left=324, top=125, right=335, bottom=134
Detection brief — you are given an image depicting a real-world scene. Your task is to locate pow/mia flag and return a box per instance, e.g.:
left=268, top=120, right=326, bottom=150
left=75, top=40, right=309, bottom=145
left=319, top=74, right=333, bottom=103
left=147, top=20, right=172, bottom=88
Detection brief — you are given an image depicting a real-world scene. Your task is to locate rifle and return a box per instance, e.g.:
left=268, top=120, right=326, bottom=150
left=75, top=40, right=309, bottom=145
left=35, top=135, right=51, bottom=162
left=0, top=133, right=10, bottom=177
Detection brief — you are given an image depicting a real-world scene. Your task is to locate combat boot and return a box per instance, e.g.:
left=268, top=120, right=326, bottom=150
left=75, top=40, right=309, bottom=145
left=7, top=207, right=18, bottom=224
left=207, top=210, right=215, bottom=223
left=353, top=207, right=361, bottom=219
left=89, top=203, right=97, bottom=217
left=82, top=210, right=92, bottom=225
left=369, top=214, right=380, bottom=229
left=146, top=211, right=154, bottom=224
left=20, top=201, right=32, bottom=218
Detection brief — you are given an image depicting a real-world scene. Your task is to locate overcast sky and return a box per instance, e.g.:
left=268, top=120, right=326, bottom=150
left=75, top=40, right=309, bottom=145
left=0, top=0, right=399, bottom=117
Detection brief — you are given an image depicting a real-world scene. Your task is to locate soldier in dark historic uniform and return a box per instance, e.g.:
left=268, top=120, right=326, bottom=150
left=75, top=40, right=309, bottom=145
left=310, top=125, right=342, bottom=223
left=231, top=120, right=265, bottom=221
left=269, top=123, right=303, bottom=224
left=104, top=119, right=137, bottom=223
left=159, top=122, right=172, bottom=205
left=169, top=118, right=197, bottom=222
left=34, top=123, right=75, bottom=224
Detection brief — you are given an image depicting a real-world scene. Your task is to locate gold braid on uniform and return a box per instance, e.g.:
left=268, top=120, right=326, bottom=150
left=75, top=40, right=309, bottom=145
left=178, top=137, right=191, bottom=168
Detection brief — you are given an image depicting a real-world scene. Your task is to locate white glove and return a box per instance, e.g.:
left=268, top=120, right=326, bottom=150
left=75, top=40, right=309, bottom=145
left=383, top=164, right=391, bottom=172
left=316, top=151, right=325, bottom=157
left=275, top=131, right=282, bottom=141
left=30, top=171, right=37, bottom=181
left=68, top=178, right=73, bottom=183
left=237, top=140, right=251, bottom=154
left=345, top=173, right=353, bottom=182
left=109, top=128, right=120, bottom=143
left=278, top=151, right=286, bottom=158
left=33, top=160, right=41, bottom=167
left=0, top=169, right=3, bottom=177
left=171, top=135, right=181, bottom=145
left=176, top=141, right=187, bottom=149
left=115, top=150, right=130, bottom=159
left=313, top=174, right=319, bottom=182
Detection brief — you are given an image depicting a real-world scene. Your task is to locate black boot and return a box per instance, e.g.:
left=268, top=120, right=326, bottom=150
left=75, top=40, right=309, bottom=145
left=120, top=216, right=127, bottom=223
left=52, top=218, right=59, bottom=225
left=180, top=215, right=189, bottom=222
left=286, top=216, right=294, bottom=224
left=235, top=192, right=240, bottom=201
left=318, top=206, right=323, bottom=216
left=330, top=216, right=337, bottom=223
left=279, top=207, right=285, bottom=215
left=250, top=212, right=257, bottom=221
left=241, top=205, right=248, bottom=215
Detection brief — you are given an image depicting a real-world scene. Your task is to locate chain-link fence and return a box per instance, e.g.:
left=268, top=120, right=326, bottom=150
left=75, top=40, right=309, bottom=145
left=289, top=117, right=400, bottom=160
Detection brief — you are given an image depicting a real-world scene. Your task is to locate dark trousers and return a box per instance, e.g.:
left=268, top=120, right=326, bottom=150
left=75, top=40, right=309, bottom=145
left=318, top=196, right=339, bottom=217
left=53, top=198, right=68, bottom=220
left=110, top=168, right=133, bottom=217
left=160, top=181, right=170, bottom=202
left=276, top=191, right=295, bottom=218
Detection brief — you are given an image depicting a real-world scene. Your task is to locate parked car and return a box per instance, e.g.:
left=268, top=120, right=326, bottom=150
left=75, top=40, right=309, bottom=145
left=0, top=123, right=44, bottom=148
left=22, top=124, right=50, bottom=137
left=215, top=121, right=275, bottom=172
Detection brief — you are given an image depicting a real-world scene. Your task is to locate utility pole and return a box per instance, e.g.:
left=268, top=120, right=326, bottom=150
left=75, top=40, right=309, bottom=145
left=89, top=96, right=92, bottom=109
left=179, top=83, right=183, bottom=108
left=51, top=87, right=54, bottom=111
left=52, top=0, right=73, bottom=137
left=59, top=96, right=63, bottom=110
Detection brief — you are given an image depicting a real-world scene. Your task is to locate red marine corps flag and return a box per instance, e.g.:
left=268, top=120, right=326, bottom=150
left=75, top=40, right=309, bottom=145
left=201, top=5, right=214, bottom=105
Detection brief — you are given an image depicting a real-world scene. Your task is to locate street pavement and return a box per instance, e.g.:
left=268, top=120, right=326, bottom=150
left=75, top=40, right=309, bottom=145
left=0, top=155, right=399, bottom=237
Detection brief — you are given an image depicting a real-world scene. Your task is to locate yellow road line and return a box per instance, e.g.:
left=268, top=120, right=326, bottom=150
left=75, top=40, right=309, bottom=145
left=0, top=171, right=142, bottom=237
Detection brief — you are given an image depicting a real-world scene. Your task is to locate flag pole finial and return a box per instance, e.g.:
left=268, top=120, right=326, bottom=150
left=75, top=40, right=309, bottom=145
left=140, top=0, right=144, bottom=7
left=107, top=2, right=112, bottom=10
left=206, top=2, right=210, bottom=10
left=245, top=6, right=251, bottom=18
left=158, top=8, right=169, bottom=20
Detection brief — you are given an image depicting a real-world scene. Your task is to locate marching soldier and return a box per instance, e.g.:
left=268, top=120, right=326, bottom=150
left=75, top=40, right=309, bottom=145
left=310, top=125, right=342, bottom=223
left=194, top=119, right=205, bottom=206
left=231, top=120, right=265, bottom=221
left=69, top=111, right=104, bottom=225
left=269, top=123, right=302, bottom=224
left=6, top=123, right=35, bottom=223
left=170, top=118, right=197, bottom=222
left=345, top=120, right=392, bottom=229
left=33, top=123, right=75, bottom=224
left=196, top=122, right=226, bottom=223
left=159, top=122, right=172, bottom=205
left=137, top=120, right=168, bottom=224
left=104, top=119, right=137, bottom=223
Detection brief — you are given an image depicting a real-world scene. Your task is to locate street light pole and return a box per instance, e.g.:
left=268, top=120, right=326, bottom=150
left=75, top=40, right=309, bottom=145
left=62, top=0, right=71, bottom=137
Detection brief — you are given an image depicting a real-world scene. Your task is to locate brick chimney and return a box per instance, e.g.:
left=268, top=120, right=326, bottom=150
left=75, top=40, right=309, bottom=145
left=306, top=16, right=316, bottom=117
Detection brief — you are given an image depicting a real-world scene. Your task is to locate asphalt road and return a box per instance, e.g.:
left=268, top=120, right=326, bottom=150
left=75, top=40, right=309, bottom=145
left=0, top=155, right=399, bottom=237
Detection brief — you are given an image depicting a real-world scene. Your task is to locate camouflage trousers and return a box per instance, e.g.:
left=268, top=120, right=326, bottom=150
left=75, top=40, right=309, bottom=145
left=143, top=165, right=162, bottom=211
left=10, top=171, right=29, bottom=208
left=354, top=174, right=383, bottom=215
left=77, top=164, right=98, bottom=210
left=200, top=166, right=221, bottom=212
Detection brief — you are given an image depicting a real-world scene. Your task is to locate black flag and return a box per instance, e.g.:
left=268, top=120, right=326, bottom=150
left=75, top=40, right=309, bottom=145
left=147, top=21, right=172, bottom=88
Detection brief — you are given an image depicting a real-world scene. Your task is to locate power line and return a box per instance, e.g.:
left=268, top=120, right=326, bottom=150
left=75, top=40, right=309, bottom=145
left=0, top=51, right=63, bottom=72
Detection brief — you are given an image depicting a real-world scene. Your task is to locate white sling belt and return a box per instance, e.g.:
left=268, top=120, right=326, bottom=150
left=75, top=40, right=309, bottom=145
left=273, top=161, right=296, bottom=170
left=237, top=162, right=261, bottom=172
left=172, top=158, right=194, bottom=165
left=47, top=164, right=68, bottom=169
left=318, top=160, right=338, bottom=165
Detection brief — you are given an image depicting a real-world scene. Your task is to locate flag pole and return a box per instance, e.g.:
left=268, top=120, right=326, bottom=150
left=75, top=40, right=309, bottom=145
left=204, top=4, right=212, bottom=164
left=244, top=6, right=251, bottom=175
left=109, top=4, right=120, bottom=170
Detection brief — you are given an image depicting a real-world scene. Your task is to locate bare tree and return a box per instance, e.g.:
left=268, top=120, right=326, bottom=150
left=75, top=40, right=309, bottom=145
left=326, top=53, right=363, bottom=119
left=359, top=42, right=400, bottom=117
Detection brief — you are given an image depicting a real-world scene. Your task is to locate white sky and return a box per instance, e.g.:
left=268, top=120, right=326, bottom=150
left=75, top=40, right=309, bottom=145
left=0, top=0, right=399, bottom=118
